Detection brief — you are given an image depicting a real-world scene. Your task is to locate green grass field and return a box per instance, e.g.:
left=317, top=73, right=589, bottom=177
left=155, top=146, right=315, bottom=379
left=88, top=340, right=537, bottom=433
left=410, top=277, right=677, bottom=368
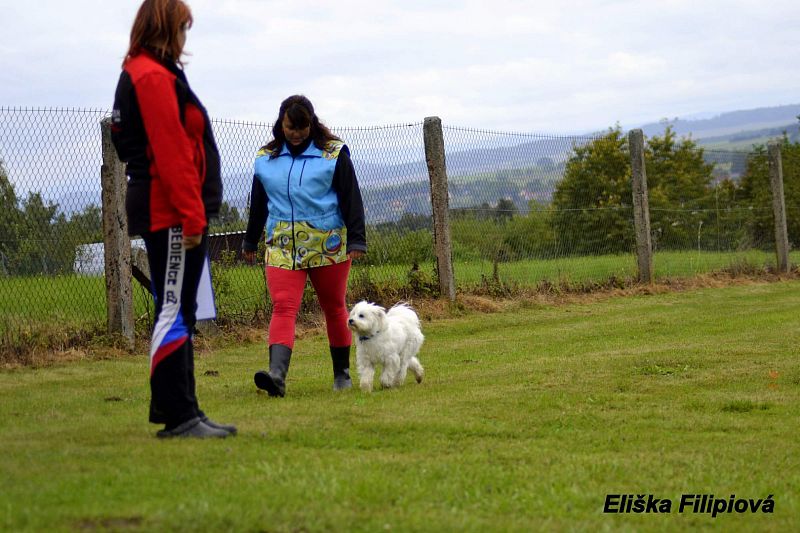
left=451, top=249, right=796, bottom=287
left=1, top=280, right=798, bottom=531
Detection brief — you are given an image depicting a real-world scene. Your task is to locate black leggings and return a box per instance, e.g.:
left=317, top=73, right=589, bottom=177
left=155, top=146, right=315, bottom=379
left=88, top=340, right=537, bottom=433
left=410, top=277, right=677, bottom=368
left=142, top=227, right=207, bottom=427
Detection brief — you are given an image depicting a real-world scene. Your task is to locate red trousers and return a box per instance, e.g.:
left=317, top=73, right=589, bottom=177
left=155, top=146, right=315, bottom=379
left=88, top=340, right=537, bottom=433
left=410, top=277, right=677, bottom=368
left=266, top=260, right=352, bottom=349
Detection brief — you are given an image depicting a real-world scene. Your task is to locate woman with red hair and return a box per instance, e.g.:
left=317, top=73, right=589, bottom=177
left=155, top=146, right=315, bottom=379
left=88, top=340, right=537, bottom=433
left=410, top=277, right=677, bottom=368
left=111, top=0, right=235, bottom=439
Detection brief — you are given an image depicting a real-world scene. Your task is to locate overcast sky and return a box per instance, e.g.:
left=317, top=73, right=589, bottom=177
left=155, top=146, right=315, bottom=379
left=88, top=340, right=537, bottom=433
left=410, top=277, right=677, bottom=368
left=1, top=0, right=799, bottom=133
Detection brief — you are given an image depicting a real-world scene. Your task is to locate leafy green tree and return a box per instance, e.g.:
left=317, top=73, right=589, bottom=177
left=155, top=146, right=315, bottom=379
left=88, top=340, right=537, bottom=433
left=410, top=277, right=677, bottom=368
left=646, top=128, right=715, bottom=250
left=395, top=212, right=431, bottom=232
left=501, top=200, right=556, bottom=260
left=64, top=204, right=103, bottom=244
left=0, top=159, right=22, bottom=274
left=737, top=136, right=800, bottom=249
left=0, top=160, right=106, bottom=275
left=16, top=192, right=59, bottom=274
left=448, top=199, right=531, bottom=262
left=551, top=129, right=633, bottom=255
left=209, top=201, right=243, bottom=233
left=451, top=202, right=493, bottom=221
left=364, top=227, right=433, bottom=266
left=494, top=198, right=517, bottom=223
left=551, top=127, right=717, bottom=255
left=451, top=216, right=510, bottom=262
left=218, top=201, right=240, bottom=225
left=54, top=204, right=104, bottom=275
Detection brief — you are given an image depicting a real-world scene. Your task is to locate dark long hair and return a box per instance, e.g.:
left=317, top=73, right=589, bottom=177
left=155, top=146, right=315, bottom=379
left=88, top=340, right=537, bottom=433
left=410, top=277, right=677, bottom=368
left=263, top=95, right=341, bottom=153
left=124, top=0, right=193, bottom=66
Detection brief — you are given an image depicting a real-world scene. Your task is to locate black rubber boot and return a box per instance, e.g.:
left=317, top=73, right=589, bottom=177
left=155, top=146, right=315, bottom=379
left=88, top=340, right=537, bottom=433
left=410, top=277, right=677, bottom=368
left=254, top=344, right=292, bottom=397
left=330, top=346, right=353, bottom=391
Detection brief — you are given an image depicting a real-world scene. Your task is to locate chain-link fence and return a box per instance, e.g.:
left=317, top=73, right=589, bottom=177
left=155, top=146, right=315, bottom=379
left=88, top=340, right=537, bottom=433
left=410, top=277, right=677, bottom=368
left=649, top=145, right=799, bottom=277
left=651, top=148, right=761, bottom=276
left=0, top=108, right=152, bottom=351
left=1, top=107, right=794, bottom=355
left=205, top=120, right=434, bottom=320
left=441, top=126, right=625, bottom=288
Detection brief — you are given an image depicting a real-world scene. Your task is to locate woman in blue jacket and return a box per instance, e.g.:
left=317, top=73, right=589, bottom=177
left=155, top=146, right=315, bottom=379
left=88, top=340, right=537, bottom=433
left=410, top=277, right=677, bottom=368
left=243, top=95, right=367, bottom=396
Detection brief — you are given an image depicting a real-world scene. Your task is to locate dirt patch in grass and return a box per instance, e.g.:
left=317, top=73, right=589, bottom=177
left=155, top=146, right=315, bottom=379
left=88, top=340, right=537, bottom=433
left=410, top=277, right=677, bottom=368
left=1, top=337, right=140, bottom=369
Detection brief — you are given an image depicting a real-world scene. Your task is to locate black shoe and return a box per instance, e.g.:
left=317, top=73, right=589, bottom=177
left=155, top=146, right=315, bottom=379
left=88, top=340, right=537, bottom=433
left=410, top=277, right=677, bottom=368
left=201, top=416, right=237, bottom=435
left=156, top=417, right=229, bottom=439
left=330, top=346, right=353, bottom=391
left=254, top=344, right=292, bottom=397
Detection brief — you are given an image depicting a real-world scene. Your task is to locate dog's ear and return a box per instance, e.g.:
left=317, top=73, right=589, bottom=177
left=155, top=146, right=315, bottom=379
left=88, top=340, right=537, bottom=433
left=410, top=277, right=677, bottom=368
left=376, top=306, right=387, bottom=331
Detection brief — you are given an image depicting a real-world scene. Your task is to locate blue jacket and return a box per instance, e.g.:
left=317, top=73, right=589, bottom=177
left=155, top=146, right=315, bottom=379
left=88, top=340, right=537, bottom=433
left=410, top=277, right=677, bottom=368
left=244, top=139, right=367, bottom=269
left=257, top=141, right=344, bottom=241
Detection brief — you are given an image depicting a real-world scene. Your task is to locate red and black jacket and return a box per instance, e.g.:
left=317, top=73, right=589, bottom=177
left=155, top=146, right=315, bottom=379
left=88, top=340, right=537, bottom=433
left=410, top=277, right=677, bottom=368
left=111, top=50, right=221, bottom=237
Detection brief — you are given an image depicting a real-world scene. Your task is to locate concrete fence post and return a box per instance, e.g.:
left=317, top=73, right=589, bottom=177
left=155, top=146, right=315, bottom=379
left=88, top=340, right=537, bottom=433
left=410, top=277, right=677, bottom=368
left=768, top=142, right=790, bottom=273
left=100, top=118, right=135, bottom=349
left=628, top=129, right=654, bottom=284
left=422, top=117, right=456, bottom=301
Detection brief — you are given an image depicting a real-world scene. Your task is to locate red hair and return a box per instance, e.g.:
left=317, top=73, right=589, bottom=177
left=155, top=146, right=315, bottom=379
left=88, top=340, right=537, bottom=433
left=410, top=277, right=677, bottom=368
left=124, top=0, right=193, bottom=66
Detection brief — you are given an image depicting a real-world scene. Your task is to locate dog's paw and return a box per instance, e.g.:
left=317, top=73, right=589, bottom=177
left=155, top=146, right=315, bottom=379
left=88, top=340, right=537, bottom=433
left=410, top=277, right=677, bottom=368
left=415, top=373, right=423, bottom=384
left=360, top=381, right=373, bottom=393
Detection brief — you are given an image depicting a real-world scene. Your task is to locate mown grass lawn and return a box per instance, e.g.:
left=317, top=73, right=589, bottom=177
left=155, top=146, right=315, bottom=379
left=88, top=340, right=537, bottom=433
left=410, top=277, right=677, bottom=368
left=1, top=281, right=799, bottom=532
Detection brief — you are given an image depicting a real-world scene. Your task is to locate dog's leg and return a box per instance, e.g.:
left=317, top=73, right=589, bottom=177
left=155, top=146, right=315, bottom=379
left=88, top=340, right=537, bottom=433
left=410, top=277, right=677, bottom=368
left=357, top=359, right=375, bottom=392
left=408, top=357, right=424, bottom=384
left=395, top=361, right=409, bottom=386
left=380, top=353, right=402, bottom=389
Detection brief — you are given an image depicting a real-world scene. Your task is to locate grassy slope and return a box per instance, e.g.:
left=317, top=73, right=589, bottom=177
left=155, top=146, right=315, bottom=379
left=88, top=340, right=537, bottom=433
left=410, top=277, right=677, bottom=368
left=1, top=281, right=799, bottom=531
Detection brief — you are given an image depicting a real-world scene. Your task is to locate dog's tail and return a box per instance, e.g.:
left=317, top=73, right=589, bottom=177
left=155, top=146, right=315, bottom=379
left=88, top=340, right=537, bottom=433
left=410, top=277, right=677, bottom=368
left=387, top=302, right=420, bottom=327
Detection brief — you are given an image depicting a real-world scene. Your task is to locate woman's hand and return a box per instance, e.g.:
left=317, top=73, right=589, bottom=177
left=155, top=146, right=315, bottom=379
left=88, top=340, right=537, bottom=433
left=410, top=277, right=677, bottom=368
left=183, top=234, right=202, bottom=249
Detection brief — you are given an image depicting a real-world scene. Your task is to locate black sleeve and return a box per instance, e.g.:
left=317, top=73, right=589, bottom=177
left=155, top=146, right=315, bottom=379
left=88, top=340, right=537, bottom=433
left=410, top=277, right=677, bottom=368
left=243, top=175, right=268, bottom=252
left=332, top=146, right=367, bottom=253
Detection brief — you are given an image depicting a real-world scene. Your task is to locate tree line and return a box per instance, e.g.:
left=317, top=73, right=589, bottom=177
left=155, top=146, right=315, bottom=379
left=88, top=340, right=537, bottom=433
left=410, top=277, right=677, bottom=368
left=2, top=126, right=797, bottom=276
left=0, top=160, right=104, bottom=276
left=367, top=126, right=799, bottom=265
left=552, top=127, right=797, bottom=256
left=0, top=158, right=246, bottom=276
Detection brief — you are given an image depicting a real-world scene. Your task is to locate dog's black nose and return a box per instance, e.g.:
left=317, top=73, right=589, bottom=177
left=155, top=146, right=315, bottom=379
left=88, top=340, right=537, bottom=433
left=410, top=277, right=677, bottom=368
left=348, top=318, right=354, bottom=324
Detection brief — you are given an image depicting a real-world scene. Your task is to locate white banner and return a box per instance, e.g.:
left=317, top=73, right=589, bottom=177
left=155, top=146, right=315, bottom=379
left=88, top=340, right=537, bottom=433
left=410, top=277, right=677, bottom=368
left=196, top=255, right=216, bottom=320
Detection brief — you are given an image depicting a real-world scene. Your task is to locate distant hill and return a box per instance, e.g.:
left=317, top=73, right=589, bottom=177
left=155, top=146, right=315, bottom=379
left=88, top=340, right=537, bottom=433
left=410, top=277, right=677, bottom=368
left=44, top=103, right=800, bottom=219
left=636, top=103, right=800, bottom=142
left=698, top=122, right=800, bottom=149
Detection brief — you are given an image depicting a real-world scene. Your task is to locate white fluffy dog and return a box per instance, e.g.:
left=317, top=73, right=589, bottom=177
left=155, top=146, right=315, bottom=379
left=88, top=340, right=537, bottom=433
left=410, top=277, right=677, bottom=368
left=348, top=301, right=425, bottom=392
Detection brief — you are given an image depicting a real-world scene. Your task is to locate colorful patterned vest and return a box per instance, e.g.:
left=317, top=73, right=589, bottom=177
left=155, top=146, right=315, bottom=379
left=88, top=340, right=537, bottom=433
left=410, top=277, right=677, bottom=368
left=254, top=141, right=348, bottom=269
